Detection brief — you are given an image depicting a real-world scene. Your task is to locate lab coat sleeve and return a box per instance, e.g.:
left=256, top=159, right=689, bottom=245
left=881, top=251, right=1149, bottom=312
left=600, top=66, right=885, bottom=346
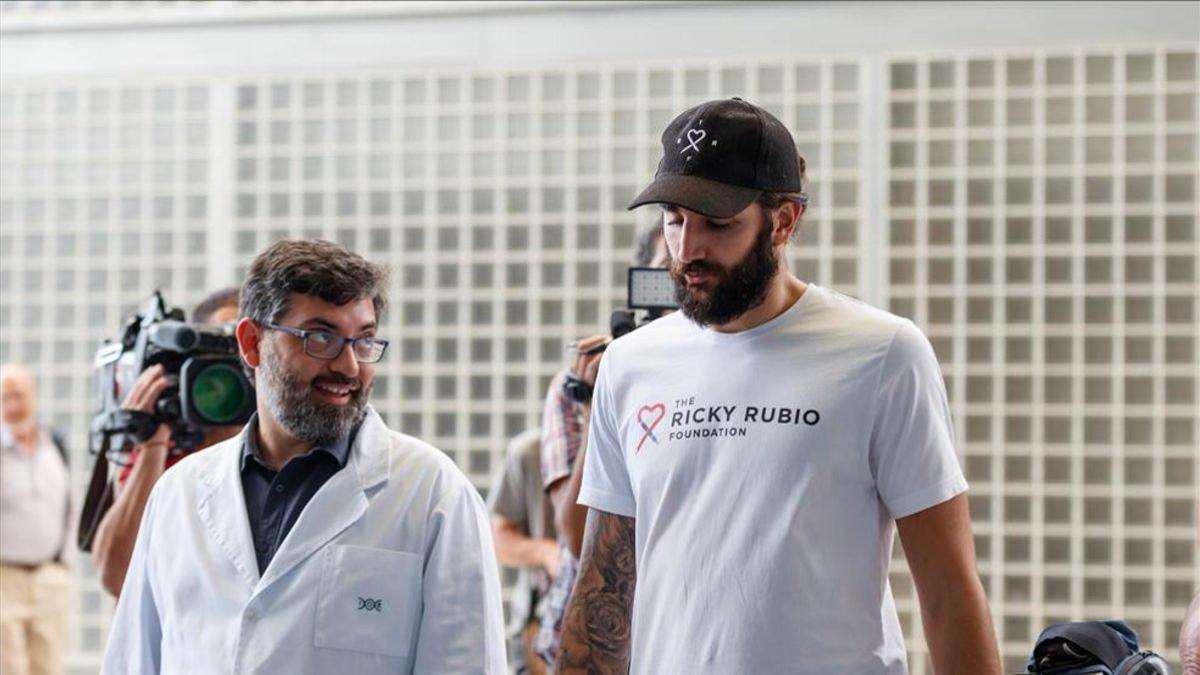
left=101, top=487, right=163, bottom=674
left=412, top=481, right=507, bottom=674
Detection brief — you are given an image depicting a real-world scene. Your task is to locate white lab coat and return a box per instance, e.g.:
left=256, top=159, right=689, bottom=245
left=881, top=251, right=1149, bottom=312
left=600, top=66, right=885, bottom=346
left=103, top=407, right=506, bottom=674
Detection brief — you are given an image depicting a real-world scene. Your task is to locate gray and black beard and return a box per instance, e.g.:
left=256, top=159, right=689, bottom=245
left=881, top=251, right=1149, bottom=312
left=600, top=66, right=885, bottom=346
left=257, top=342, right=370, bottom=447
left=670, top=214, right=780, bottom=328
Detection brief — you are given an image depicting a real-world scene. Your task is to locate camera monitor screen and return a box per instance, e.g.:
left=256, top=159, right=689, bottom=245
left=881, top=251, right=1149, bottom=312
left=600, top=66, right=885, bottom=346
left=627, top=267, right=678, bottom=311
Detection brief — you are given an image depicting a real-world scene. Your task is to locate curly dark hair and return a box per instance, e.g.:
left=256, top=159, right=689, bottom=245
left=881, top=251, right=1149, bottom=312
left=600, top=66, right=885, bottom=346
left=240, top=239, right=389, bottom=328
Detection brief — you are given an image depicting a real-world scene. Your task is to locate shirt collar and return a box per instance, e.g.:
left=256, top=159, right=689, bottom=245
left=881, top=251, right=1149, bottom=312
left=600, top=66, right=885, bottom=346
left=240, top=412, right=354, bottom=472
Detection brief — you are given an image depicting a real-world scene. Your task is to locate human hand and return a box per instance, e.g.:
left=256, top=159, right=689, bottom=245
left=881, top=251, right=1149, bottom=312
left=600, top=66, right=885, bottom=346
left=570, top=335, right=608, bottom=388
left=120, top=365, right=172, bottom=462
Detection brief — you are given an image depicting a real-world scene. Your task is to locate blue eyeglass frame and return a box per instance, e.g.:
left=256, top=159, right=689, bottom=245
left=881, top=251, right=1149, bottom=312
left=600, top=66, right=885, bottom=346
left=262, top=321, right=389, bottom=363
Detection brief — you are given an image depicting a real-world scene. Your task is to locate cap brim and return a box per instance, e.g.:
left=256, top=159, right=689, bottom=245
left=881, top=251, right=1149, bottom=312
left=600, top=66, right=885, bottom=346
left=626, top=174, right=762, bottom=219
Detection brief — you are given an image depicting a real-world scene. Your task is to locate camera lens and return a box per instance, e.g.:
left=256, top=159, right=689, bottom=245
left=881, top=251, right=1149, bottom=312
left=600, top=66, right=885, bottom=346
left=190, top=363, right=249, bottom=424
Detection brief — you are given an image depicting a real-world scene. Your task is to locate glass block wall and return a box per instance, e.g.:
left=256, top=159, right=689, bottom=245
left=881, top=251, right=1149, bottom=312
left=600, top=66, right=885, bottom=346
left=882, top=47, right=1199, bottom=673
left=0, top=47, right=1194, bottom=673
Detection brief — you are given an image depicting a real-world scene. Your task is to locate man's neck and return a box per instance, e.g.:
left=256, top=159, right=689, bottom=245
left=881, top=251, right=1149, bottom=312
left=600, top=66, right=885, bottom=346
left=710, top=269, right=807, bottom=334
left=254, top=412, right=312, bottom=471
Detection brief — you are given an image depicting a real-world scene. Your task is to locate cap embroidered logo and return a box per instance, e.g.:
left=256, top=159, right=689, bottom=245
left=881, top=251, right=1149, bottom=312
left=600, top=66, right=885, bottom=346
left=681, top=128, right=707, bottom=154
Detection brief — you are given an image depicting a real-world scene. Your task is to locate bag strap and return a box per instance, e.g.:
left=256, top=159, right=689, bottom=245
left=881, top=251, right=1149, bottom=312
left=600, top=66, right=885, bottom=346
left=46, top=427, right=71, bottom=562
left=1114, top=651, right=1170, bottom=675
left=49, top=428, right=69, bottom=466
left=76, top=449, right=115, bottom=553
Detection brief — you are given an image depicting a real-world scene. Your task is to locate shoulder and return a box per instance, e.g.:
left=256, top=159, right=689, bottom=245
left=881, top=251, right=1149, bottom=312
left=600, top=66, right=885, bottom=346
left=800, top=285, right=929, bottom=366
left=882, top=320, right=938, bottom=366
left=385, top=429, right=462, bottom=476
left=809, top=285, right=910, bottom=339
left=601, top=310, right=692, bottom=366
left=378, top=427, right=479, bottom=503
left=505, top=428, right=541, bottom=462
left=153, top=434, right=240, bottom=494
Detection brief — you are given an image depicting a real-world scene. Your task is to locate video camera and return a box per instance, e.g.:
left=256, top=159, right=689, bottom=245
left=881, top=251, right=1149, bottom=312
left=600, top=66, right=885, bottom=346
left=89, top=291, right=255, bottom=461
left=609, top=266, right=678, bottom=339
left=561, top=267, right=678, bottom=403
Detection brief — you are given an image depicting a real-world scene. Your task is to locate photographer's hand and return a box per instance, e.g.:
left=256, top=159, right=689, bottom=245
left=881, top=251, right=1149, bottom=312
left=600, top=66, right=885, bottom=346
left=92, top=365, right=173, bottom=597
left=571, top=337, right=606, bottom=400
left=121, top=365, right=172, bottom=457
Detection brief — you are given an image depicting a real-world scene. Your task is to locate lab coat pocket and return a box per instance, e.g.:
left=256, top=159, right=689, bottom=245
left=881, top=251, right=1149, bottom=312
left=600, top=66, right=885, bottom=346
left=314, top=544, right=423, bottom=658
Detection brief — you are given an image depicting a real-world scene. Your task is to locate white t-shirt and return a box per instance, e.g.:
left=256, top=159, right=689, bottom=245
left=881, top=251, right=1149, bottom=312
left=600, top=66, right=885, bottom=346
left=579, top=283, right=968, bottom=674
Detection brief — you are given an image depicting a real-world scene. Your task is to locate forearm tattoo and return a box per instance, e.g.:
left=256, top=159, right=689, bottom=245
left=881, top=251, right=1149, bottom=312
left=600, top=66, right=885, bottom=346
left=555, top=509, right=637, bottom=674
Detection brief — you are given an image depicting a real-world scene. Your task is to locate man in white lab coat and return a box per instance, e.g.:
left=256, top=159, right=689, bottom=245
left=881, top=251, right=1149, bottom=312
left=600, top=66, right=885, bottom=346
left=103, top=239, right=506, bottom=674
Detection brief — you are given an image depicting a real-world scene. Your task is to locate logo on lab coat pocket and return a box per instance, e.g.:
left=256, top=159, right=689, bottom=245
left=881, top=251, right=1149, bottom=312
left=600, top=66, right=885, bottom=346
left=357, top=597, right=383, bottom=612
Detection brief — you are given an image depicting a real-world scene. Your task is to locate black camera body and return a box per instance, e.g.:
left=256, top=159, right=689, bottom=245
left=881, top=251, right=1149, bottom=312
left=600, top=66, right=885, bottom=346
left=610, top=266, right=678, bottom=339
left=90, top=292, right=255, bottom=459
left=562, top=267, right=679, bottom=404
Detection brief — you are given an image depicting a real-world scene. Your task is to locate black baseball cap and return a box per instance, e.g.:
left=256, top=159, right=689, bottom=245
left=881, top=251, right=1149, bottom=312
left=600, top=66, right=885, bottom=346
left=628, top=97, right=805, bottom=219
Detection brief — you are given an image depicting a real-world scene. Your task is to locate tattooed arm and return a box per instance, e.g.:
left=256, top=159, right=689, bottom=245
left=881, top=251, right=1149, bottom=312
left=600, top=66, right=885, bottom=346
left=554, top=508, right=637, bottom=675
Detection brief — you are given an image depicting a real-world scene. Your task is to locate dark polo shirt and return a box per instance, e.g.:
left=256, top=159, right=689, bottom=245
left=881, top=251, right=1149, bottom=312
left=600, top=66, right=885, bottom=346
left=240, top=414, right=354, bottom=574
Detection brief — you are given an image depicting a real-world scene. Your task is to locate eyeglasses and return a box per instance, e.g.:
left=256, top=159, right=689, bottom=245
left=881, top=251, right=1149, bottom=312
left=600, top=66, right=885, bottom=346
left=263, top=322, right=389, bottom=364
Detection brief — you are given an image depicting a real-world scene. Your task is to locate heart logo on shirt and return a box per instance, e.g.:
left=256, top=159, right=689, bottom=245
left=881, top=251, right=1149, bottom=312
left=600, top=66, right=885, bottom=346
left=636, top=403, right=667, bottom=452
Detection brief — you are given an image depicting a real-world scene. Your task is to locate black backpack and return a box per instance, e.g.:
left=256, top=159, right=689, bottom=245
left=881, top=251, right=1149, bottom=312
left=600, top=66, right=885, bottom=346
left=1026, top=620, right=1170, bottom=675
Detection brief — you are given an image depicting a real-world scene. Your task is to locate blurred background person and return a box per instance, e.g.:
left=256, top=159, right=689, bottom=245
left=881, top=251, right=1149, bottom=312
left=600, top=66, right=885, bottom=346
left=0, top=363, right=71, bottom=675
left=488, top=428, right=558, bottom=675
left=90, top=287, right=242, bottom=597
left=1184, top=590, right=1200, bottom=674
left=533, top=226, right=668, bottom=668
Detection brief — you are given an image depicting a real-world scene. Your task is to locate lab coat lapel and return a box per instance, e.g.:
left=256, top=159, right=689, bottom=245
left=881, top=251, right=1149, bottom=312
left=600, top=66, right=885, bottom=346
left=252, top=407, right=391, bottom=595
left=195, top=432, right=260, bottom=590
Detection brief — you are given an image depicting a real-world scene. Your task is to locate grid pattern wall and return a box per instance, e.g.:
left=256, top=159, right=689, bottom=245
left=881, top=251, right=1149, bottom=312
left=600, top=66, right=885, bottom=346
left=0, top=80, right=216, bottom=666
left=225, top=62, right=869, bottom=487
left=883, top=47, right=1200, bottom=672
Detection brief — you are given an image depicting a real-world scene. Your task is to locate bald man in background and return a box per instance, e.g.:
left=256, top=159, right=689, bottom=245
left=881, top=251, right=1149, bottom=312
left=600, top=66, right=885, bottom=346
left=0, top=364, right=71, bottom=675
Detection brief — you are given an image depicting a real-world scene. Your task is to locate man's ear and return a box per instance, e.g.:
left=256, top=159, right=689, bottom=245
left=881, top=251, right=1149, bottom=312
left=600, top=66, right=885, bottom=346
left=772, top=200, right=803, bottom=246
left=236, top=318, right=263, bottom=372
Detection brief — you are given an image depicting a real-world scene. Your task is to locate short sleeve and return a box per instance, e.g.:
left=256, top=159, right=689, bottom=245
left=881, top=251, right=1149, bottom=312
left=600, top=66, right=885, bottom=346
left=869, top=321, right=968, bottom=519
left=577, top=357, right=636, bottom=518
left=487, top=436, right=530, bottom=523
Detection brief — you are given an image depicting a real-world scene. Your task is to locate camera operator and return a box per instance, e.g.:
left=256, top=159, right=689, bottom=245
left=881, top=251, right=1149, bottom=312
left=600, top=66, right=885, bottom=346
left=91, top=287, right=241, bottom=597
left=532, top=225, right=668, bottom=667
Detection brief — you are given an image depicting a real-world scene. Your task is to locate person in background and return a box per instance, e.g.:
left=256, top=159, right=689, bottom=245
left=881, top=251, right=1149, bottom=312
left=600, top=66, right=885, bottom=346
left=1183, top=589, right=1199, bottom=674
left=91, top=287, right=242, bottom=598
left=533, top=225, right=668, bottom=668
left=488, top=428, right=558, bottom=675
left=0, top=363, right=71, bottom=675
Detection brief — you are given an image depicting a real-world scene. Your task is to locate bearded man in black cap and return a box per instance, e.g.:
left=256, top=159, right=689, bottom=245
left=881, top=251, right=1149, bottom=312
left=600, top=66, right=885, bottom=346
left=555, top=99, right=1001, bottom=674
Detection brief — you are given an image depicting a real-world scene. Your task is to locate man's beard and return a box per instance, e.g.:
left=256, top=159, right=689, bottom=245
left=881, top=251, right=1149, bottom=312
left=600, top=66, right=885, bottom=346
left=670, top=213, right=780, bottom=328
left=257, top=341, right=370, bottom=447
